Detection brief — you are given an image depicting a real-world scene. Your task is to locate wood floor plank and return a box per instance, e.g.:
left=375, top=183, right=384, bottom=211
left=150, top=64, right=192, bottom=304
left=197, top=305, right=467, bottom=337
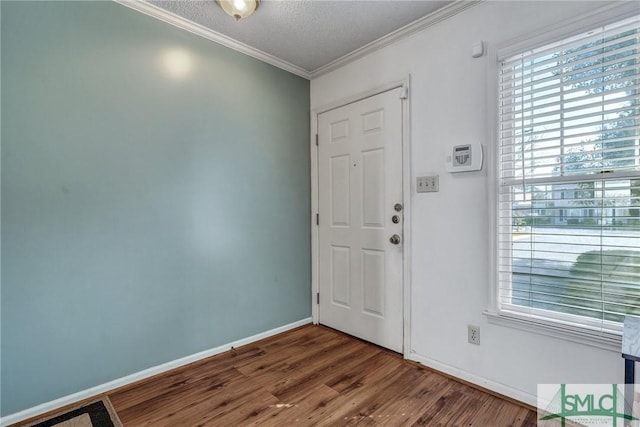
left=325, top=349, right=399, bottom=394
left=337, top=364, right=425, bottom=420
left=138, top=373, right=271, bottom=427
left=109, top=345, right=265, bottom=411
left=237, top=331, right=344, bottom=377
left=412, top=380, right=485, bottom=427
left=268, top=340, right=378, bottom=401
left=100, top=324, right=538, bottom=427
left=441, top=386, right=491, bottom=426
left=184, top=384, right=280, bottom=427
left=115, top=368, right=250, bottom=426
left=361, top=369, right=460, bottom=426
left=249, top=383, right=341, bottom=426
left=466, top=394, right=530, bottom=427
left=303, top=359, right=414, bottom=426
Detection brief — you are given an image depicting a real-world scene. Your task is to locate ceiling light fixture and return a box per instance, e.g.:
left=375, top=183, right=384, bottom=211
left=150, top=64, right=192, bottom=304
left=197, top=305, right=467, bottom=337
left=217, top=0, right=260, bottom=21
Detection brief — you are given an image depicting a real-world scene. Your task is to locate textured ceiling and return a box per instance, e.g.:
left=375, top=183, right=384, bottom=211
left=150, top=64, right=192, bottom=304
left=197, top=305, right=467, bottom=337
left=148, top=0, right=452, bottom=73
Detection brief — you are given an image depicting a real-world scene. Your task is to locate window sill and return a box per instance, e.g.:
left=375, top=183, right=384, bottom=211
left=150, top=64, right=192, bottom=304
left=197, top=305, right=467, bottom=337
left=483, top=310, right=622, bottom=353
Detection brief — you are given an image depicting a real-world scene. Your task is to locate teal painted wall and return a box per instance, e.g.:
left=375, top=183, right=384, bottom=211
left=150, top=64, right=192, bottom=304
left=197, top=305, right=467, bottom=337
left=1, top=1, right=310, bottom=415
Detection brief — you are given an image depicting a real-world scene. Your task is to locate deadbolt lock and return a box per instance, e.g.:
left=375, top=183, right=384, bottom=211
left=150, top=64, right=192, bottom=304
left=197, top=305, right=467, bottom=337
left=394, top=203, right=403, bottom=212
left=392, top=215, right=400, bottom=224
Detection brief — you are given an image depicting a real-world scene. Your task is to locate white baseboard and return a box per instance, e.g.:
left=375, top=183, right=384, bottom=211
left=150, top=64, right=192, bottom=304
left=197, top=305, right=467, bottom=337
left=408, top=353, right=537, bottom=408
left=0, top=317, right=312, bottom=426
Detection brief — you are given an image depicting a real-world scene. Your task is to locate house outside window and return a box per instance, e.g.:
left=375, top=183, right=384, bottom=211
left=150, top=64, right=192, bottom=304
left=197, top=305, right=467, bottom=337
left=497, top=15, right=640, bottom=337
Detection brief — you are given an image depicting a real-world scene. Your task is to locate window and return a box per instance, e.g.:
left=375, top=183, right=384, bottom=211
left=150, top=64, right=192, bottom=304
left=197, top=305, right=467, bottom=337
left=497, top=15, right=640, bottom=337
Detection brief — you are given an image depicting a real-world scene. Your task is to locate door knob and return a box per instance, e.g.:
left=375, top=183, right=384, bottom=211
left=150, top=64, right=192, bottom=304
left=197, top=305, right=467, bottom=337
left=389, top=234, right=401, bottom=245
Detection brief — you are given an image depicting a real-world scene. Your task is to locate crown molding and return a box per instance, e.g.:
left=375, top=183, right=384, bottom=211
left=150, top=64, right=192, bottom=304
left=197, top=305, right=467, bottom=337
left=113, top=0, right=312, bottom=79
left=309, top=0, right=483, bottom=79
left=113, top=0, right=482, bottom=81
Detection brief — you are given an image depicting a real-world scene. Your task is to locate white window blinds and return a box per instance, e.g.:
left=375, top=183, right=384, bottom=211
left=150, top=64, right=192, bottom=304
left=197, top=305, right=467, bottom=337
left=498, top=16, right=640, bottom=335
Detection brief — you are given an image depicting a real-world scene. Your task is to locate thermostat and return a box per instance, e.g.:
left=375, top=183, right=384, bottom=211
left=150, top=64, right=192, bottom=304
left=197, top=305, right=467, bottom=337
left=445, top=143, right=483, bottom=172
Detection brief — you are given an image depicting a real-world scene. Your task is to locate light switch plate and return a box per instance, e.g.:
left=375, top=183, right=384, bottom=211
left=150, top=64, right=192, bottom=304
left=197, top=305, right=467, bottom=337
left=417, top=175, right=439, bottom=193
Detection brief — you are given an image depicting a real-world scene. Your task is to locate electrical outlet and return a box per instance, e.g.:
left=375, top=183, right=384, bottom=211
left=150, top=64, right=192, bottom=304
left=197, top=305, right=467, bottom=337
left=416, top=175, right=439, bottom=193
left=468, top=325, right=480, bottom=345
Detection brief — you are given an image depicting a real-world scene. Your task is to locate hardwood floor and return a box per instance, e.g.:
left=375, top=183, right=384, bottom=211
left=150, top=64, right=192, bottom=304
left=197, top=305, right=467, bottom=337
left=106, top=324, right=537, bottom=426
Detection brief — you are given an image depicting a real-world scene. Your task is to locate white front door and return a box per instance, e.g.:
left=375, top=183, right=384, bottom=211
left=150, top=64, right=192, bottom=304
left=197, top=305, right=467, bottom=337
left=317, top=87, right=404, bottom=353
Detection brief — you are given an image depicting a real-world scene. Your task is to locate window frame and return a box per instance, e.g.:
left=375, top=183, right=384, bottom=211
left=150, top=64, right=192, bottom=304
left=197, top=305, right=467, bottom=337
left=486, top=2, right=640, bottom=351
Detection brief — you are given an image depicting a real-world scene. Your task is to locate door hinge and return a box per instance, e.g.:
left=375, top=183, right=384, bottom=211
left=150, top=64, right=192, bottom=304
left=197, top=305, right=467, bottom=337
left=316, top=213, right=319, bottom=225
left=315, top=134, right=319, bottom=146
left=400, top=86, right=408, bottom=100
left=316, top=292, right=320, bottom=304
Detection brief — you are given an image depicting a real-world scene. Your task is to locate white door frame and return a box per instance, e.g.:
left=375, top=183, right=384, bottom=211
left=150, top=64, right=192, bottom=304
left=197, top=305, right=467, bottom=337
left=310, top=76, right=412, bottom=358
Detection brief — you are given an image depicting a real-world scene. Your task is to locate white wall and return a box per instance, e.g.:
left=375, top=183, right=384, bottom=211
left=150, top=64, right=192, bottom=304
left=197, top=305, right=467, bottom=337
left=311, top=1, right=629, bottom=406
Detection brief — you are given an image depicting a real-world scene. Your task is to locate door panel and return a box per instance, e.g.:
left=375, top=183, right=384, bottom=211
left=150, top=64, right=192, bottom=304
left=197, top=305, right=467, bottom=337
left=331, top=246, right=351, bottom=307
left=362, top=249, right=385, bottom=317
left=318, top=87, right=403, bottom=352
left=362, top=149, right=385, bottom=227
left=330, top=156, right=350, bottom=226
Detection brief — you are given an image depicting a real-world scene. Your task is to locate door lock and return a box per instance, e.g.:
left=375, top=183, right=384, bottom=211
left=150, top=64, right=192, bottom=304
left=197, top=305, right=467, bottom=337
left=389, top=234, right=401, bottom=245
left=394, top=203, right=403, bottom=212
left=392, top=215, right=400, bottom=224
